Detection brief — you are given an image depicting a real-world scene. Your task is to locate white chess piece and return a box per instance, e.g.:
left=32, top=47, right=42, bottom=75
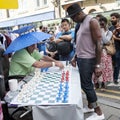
left=35, top=68, right=41, bottom=77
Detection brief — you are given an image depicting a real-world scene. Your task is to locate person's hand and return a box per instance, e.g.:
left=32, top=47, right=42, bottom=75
left=55, top=61, right=64, bottom=69
left=70, top=57, right=76, bottom=67
left=55, top=39, right=63, bottom=43
left=50, top=52, right=55, bottom=57
left=94, top=67, right=102, bottom=78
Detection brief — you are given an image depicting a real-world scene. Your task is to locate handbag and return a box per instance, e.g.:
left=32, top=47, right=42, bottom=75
left=104, top=37, right=116, bottom=55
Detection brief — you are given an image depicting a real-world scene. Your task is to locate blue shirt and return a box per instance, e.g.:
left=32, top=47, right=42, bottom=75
left=56, top=30, right=75, bottom=42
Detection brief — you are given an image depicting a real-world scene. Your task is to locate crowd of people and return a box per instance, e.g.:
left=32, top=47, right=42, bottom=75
left=0, top=2, right=120, bottom=120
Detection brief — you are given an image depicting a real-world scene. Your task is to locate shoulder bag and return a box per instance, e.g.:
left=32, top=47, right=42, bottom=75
left=104, top=37, right=116, bottom=55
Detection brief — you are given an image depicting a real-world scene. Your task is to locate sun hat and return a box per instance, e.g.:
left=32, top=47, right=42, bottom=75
left=66, top=3, right=85, bottom=17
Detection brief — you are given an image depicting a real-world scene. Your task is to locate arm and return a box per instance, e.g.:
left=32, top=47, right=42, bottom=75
left=90, top=19, right=102, bottom=77
left=32, top=60, right=64, bottom=69
left=101, top=29, right=113, bottom=44
left=55, top=38, right=63, bottom=43
left=113, top=35, right=120, bottom=41
left=90, top=19, right=102, bottom=65
left=30, top=50, right=63, bottom=69
left=41, top=55, right=57, bottom=62
left=56, top=31, right=74, bottom=43
left=113, top=29, right=120, bottom=41
left=59, top=34, right=72, bottom=41
left=46, top=49, right=57, bottom=58
left=55, top=35, right=72, bottom=43
left=32, top=61, right=54, bottom=68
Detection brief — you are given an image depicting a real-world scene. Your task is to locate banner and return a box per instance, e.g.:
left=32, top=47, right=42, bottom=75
left=0, top=0, right=18, bottom=9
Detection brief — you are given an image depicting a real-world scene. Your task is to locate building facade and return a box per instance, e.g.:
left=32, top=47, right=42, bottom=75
left=0, top=0, right=119, bottom=29
left=0, top=0, right=55, bottom=28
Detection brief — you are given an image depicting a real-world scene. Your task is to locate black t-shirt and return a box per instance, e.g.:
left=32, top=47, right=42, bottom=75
left=114, top=31, right=120, bottom=50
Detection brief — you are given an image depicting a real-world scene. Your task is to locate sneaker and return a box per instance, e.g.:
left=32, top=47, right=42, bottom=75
left=83, top=106, right=94, bottom=113
left=86, top=113, right=105, bottom=120
left=114, top=81, right=119, bottom=85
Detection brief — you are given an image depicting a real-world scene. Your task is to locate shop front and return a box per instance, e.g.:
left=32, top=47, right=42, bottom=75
left=0, top=11, right=55, bottom=29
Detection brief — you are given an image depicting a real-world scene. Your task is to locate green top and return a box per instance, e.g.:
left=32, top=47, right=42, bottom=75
left=9, top=49, right=43, bottom=76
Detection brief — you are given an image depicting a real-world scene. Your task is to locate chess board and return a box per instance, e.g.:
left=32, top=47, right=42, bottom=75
left=11, top=68, right=71, bottom=106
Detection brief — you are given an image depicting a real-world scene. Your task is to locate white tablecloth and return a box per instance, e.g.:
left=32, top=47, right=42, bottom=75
left=32, top=66, right=84, bottom=120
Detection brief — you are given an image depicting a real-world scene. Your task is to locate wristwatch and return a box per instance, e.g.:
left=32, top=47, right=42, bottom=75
left=95, top=64, right=101, bottom=68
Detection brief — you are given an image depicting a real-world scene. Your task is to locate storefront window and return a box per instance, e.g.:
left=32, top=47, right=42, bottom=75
left=36, top=0, right=40, bottom=7
left=43, top=0, right=47, bottom=5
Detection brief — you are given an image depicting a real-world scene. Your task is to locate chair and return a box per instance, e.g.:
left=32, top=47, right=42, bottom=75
left=0, top=65, right=15, bottom=120
left=0, top=48, right=31, bottom=120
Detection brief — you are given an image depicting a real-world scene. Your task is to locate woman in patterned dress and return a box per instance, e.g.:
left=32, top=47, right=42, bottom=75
left=94, top=16, right=113, bottom=90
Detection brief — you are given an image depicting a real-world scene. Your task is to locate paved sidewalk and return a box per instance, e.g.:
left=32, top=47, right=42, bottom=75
left=83, top=97, right=120, bottom=120
left=83, top=81, right=120, bottom=120
left=107, top=82, right=120, bottom=90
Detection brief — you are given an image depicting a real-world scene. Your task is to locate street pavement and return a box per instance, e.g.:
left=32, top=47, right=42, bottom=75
left=84, top=81, right=120, bottom=120
left=8, top=81, right=120, bottom=120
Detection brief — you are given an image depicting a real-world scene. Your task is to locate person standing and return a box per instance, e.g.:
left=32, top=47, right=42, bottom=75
left=109, top=13, right=120, bottom=84
left=94, top=16, right=113, bottom=90
left=66, top=3, right=104, bottom=120
left=55, top=18, right=75, bottom=61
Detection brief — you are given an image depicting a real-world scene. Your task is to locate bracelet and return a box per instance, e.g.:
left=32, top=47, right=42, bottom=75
left=52, top=62, right=55, bottom=67
left=95, top=64, right=101, bottom=68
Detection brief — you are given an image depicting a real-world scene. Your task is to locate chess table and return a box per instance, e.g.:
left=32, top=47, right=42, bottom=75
left=10, top=64, right=84, bottom=120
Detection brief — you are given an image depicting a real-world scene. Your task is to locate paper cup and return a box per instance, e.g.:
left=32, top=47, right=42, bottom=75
left=9, top=79, right=18, bottom=91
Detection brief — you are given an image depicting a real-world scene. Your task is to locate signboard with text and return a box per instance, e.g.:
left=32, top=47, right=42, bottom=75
left=0, top=0, right=18, bottom=9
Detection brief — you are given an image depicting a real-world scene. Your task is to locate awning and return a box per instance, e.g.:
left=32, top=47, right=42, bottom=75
left=0, top=11, right=54, bottom=28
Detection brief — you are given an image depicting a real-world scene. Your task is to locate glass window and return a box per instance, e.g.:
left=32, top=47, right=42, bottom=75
left=36, top=0, right=40, bottom=7
left=36, top=0, right=47, bottom=7
left=43, top=0, right=47, bottom=5
left=19, top=0, right=28, bottom=11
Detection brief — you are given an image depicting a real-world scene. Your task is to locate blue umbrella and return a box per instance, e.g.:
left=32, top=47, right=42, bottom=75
left=11, top=25, right=34, bottom=35
left=4, top=32, right=51, bottom=54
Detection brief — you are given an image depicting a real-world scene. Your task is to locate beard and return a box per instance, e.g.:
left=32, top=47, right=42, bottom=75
left=111, top=21, right=117, bottom=26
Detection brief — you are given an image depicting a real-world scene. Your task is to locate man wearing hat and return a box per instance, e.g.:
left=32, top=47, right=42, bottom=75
left=65, top=3, right=105, bottom=120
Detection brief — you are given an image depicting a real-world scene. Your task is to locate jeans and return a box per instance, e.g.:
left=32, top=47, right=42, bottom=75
left=113, top=50, right=120, bottom=82
left=77, top=58, right=97, bottom=104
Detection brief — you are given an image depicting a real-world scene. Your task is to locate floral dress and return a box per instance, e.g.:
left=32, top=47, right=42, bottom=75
left=98, top=49, right=113, bottom=83
left=93, top=30, right=113, bottom=88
